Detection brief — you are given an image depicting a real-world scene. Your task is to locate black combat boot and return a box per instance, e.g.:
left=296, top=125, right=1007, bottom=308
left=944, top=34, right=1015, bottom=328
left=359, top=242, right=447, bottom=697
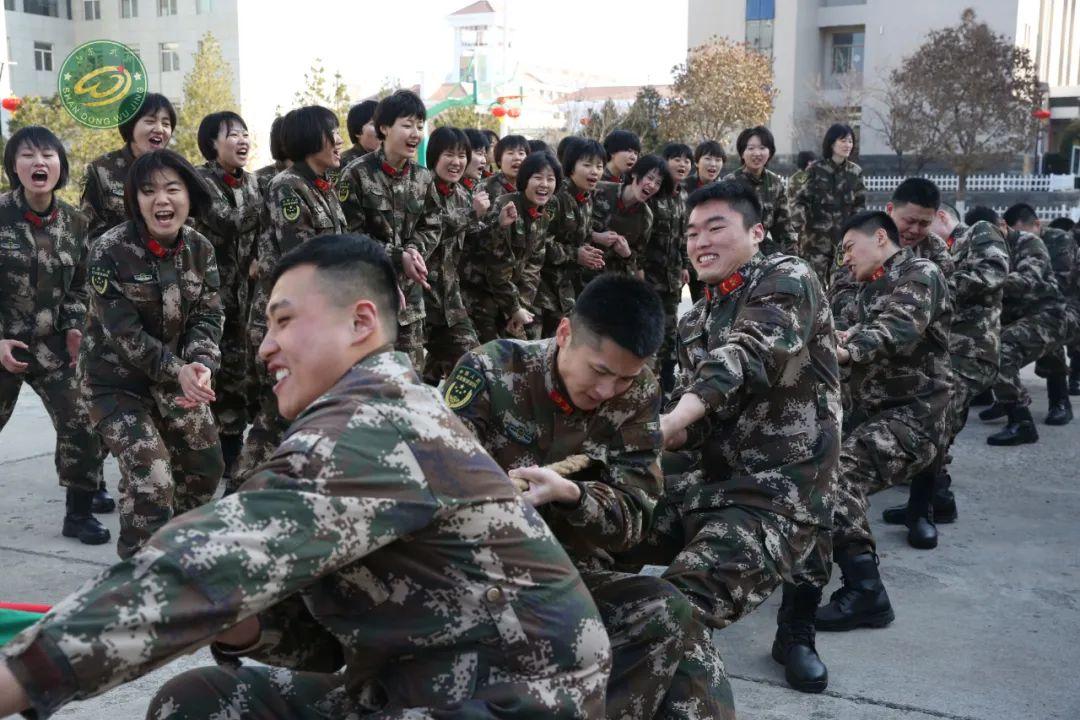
left=62, top=488, right=111, bottom=545
left=978, top=401, right=1008, bottom=422
left=883, top=468, right=957, bottom=524
left=772, top=583, right=828, bottom=693
left=904, top=470, right=938, bottom=549
left=815, top=551, right=895, bottom=631
left=987, top=404, right=1039, bottom=445
left=1069, top=364, right=1080, bottom=396
left=91, top=479, right=115, bottom=514
left=1045, top=375, right=1073, bottom=426
left=969, top=388, right=994, bottom=407
left=219, top=432, right=244, bottom=481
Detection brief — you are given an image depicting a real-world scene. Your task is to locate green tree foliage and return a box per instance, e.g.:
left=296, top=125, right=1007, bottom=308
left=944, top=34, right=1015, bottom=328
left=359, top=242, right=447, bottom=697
left=292, top=59, right=351, bottom=134
left=431, top=104, right=500, bottom=133
left=621, top=86, right=666, bottom=153
left=579, top=99, right=625, bottom=142
left=171, top=32, right=238, bottom=164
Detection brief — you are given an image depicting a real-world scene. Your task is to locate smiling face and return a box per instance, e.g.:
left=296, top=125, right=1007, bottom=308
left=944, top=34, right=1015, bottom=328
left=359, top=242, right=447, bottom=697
left=698, top=153, right=723, bottom=182
left=667, top=155, right=692, bottom=183
left=630, top=168, right=662, bottom=204
left=435, top=146, right=468, bottom=184
left=524, top=166, right=557, bottom=206
left=686, top=199, right=762, bottom=284
left=307, top=129, right=343, bottom=175
left=214, top=120, right=251, bottom=173
left=554, top=318, right=647, bottom=412
left=887, top=201, right=936, bottom=248
left=130, top=109, right=173, bottom=157
left=137, top=167, right=190, bottom=242
left=609, top=149, right=638, bottom=176
left=14, top=140, right=61, bottom=196
left=570, top=154, right=604, bottom=192
left=741, top=135, right=771, bottom=174
left=832, top=133, right=854, bottom=161
left=382, top=115, right=424, bottom=163
left=500, top=145, right=528, bottom=181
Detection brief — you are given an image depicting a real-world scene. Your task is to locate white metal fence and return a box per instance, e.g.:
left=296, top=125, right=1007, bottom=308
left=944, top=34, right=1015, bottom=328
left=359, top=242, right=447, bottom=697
left=863, top=173, right=1078, bottom=193
left=866, top=202, right=1080, bottom=222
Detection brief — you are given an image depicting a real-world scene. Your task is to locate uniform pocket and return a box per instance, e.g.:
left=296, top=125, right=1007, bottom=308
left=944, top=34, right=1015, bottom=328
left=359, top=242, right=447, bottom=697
left=120, top=281, right=162, bottom=304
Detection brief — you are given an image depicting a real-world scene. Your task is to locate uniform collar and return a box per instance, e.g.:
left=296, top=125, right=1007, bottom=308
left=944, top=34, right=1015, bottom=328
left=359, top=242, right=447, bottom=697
left=16, top=189, right=58, bottom=227
left=462, top=177, right=477, bottom=191
left=145, top=229, right=185, bottom=259
left=294, top=161, right=332, bottom=192
left=526, top=203, right=542, bottom=220
left=703, top=252, right=761, bottom=302
left=545, top=338, right=582, bottom=416
left=378, top=148, right=410, bottom=178
left=213, top=161, right=245, bottom=189
left=574, top=188, right=590, bottom=204
left=499, top=174, right=516, bottom=193
left=436, top=179, right=455, bottom=196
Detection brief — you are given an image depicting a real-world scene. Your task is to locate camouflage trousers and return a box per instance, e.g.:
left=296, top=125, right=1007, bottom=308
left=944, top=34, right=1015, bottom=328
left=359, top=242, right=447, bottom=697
left=833, top=412, right=938, bottom=557
left=233, top=381, right=289, bottom=493
left=536, top=306, right=566, bottom=339
left=798, top=229, right=839, bottom=291
left=993, top=310, right=1068, bottom=405
left=1034, top=302, right=1080, bottom=380
left=941, top=358, right=998, bottom=463
left=422, top=315, right=478, bottom=385
left=654, top=290, right=680, bottom=395
left=464, top=286, right=542, bottom=344
left=210, top=302, right=250, bottom=438
left=0, top=352, right=105, bottom=493
left=90, top=391, right=223, bottom=559
left=395, top=319, right=426, bottom=373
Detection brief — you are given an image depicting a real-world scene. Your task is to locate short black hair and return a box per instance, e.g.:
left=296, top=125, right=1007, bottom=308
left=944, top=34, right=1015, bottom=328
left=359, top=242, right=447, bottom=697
left=626, top=154, right=674, bottom=196
left=426, top=126, right=471, bottom=170
left=796, top=150, right=816, bottom=171
left=841, top=210, right=900, bottom=246
left=4, top=125, right=69, bottom=191
left=373, top=90, right=426, bottom=141
left=603, top=129, right=641, bottom=159
left=891, top=177, right=940, bottom=210
left=686, top=178, right=762, bottom=229
left=570, top=273, right=665, bottom=359
left=822, top=123, right=855, bottom=160
left=661, top=142, right=693, bottom=162
left=556, top=136, right=579, bottom=166
left=562, top=139, right=605, bottom=178
left=494, top=134, right=529, bottom=165
left=939, top=201, right=960, bottom=223
left=280, top=106, right=339, bottom=163
left=464, top=128, right=491, bottom=153
left=271, top=234, right=401, bottom=331
left=528, top=139, right=551, bottom=155
left=482, top=129, right=500, bottom=147
left=735, top=125, right=775, bottom=161
left=124, top=150, right=211, bottom=236
left=345, top=100, right=378, bottom=144
left=268, top=116, right=286, bottom=162
left=1003, top=203, right=1039, bottom=228
left=515, top=151, right=562, bottom=194
left=1048, top=217, right=1075, bottom=232
left=119, top=93, right=177, bottom=144
left=694, top=140, right=726, bottom=164
left=197, top=111, right=247, bottom=162
left=964, top=206, right=1000, bottom=226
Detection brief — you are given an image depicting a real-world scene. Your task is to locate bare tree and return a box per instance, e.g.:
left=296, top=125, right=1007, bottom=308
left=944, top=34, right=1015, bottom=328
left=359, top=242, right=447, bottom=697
left=863, top=75, right=937, bottom=175
left=791, top=73, right=864, bottom=158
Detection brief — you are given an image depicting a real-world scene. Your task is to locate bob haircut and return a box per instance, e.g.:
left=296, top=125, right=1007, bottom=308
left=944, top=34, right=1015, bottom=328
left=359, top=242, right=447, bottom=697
left=625, top=154, right=674, bottom=196
left=268, top=115, right=287, bottom=162
left=464, top=128, right=491, bottom=153
left=735, top=126, right=776, bottom=162
left=822, top=123, right=856, bottom=160
left=602, top=129, right=641, bottom=159
left=123, top=150, right=211, bottom=236
left=197, top=111, right=247, bottom=162
left=494, top=134, right=530, bottom=165
left=4, top=125, right=70, bottom=191
left=119, top=93, right=177, bottom=144
left=373, top=90, right=427, bottom=140
left=345, top=100, right=378, bottom=144
left=694, top=140, right=726, bottom=164
left=280, top=106, right=339, bottom=163
left=515, top=151, right=563, bottom=194
left=482, top=129, right=500, bottom=148
left=661, top=142, right=693, bottom=162
left=562, top=139, right=605, bottom=178
left=426, top=126, right=471, bottom=169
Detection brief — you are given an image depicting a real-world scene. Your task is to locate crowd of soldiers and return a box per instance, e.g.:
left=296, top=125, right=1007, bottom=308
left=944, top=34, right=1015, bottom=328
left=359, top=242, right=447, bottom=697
left=0, top=85, right=1078, bottom=719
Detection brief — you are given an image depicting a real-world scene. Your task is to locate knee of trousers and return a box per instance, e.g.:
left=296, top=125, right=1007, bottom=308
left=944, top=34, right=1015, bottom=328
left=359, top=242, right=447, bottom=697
left=147, top=666, right=249, bottom=719
left=602, top=576, right=694, bottom=646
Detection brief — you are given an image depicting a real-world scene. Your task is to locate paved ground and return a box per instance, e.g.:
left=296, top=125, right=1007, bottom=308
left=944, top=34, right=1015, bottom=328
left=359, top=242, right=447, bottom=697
left=1, top=368, right=1078, bottom=719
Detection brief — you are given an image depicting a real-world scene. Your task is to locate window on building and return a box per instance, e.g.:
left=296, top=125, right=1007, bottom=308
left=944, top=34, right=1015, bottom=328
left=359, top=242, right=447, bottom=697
left=120, top=0, right=137, bottom=18
left=3, top=0, right=16, bottom=11
left=156, top=0, right=174, bottom=15
left=830, top=30, right=864, bottom=76
left=34, top=41, right=53, bottom=71
left=24, top=0, right=65, bottom=17
left=195, top=0, right=211, bottom=13
left=160, top=42, right=179, bottom=72
left=745, top=0, right=775, bottom=57
left=820, top=0, right=866, bottom=6
left=83, top=0, right=99, bottom=17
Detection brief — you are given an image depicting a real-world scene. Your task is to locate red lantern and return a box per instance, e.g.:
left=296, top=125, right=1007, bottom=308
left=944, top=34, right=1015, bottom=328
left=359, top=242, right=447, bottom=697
left=1032, top=108, right=1052, bottom=120
left=491, top=105, right=507, bottom=118
left=1, top=97, right=22, bottom=112
left=507, top=107, right=520, bottom=118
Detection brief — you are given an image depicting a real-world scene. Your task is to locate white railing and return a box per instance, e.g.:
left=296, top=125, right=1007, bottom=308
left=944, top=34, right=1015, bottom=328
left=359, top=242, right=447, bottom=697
left=863, top=173, right=1077, bottom=193
left=866, top=202, right=1080, bottom=222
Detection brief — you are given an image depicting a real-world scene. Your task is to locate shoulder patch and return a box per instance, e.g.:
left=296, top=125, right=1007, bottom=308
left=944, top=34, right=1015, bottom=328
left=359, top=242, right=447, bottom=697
left=444, top=364, right=486, bottom=410
left=337, top=182, right=350, bottom=203
left=89, top=266, right=109, bottom=294
left=280, top=194, right=301, bottom=222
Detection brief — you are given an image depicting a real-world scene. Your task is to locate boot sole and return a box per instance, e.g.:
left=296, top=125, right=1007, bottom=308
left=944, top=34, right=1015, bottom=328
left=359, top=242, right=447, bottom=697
left=987, top=436, right=1038, bottom=446
left=882, top=511, right=956, bottom=525
left=907, top=532, right=938, bottom=550
left=770, top=643, right=829, bottom=694
left=1045, top=417, right=1073, bottom=426
left=815, top=607, right=895, bottom=632
left=62, top=527, right=111, bottom=545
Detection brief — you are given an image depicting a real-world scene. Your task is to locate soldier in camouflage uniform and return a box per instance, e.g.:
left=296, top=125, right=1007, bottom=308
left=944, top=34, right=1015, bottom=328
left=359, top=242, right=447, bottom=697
left=0, top=126, right=110, bottom=546
left=463, top=152, right=560, bottom=343
left=340, top=99, right=379, bottom=168
left=193, top=112, right=264, bottom=478
left=82, top=150, right=225, bottom=559
left=421, top=127, right=484, bottom=383
left=618, top=181, right=840, bottom=696
left=789, top=124, right=866, bottom=290
left=588, top=155, right=670, bottom=280
left=449, top=275, right=734, bottom=719
left=979, top=205, right=1068, bottom=445
left=601, top=129, right=641, bottom=183
left=482, top=134, right=529, bottom=200
left=254, top=115, right=290, bottom=199
left=238, top=106, right=347, bottom=486
left=339, top=90, right=439, bottom=370
left=0, top=235, right=611, bottom=719
left=816, top=211, right=951, bottom=632
left=725, top=126, right=793, bottom=256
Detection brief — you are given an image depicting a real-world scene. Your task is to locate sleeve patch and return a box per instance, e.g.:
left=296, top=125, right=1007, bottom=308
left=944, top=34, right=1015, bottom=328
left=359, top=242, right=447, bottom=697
left=89, top=266, right=110, bottom=294
left=443, top=365, right=486, bottom=410
left=280, top=194, right=301, bottom=222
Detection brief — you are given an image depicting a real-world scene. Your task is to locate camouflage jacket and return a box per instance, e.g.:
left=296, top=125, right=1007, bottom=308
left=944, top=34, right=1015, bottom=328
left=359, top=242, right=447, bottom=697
left=789, top=158, right=865, bottom=243
left=843, top=248, right=951, bottom=436
left=601, top=167, right=623, bottom=184
left=645, top=186, right=689, bottom=294
left=590, top=181, right=652, bottom=276
left=339, top=148, right=439, bottom=326
left=483, top=171, right=518, bottom=201
left=1001, top=229, right=1064, bottom=325
left=786, top=168, right=809, bottom=205
left=1, top=349, right=608, bottom=719
left=80, top=145, right=136, bottom=242
left=449, top=338, right=663, bottom=571
left=337, top=144, right=368, bottom=170
left=675, top=252, right=840, bottom=526
left=681, top=174, right=711, bottom=194
left=0, top=191, right=88, bottom=357
left=472, top=192, right=551, bottom=319
left=193, top=162, right=262, bottom=314
left=82, top=221, right=222, bottom=399
left=536, top=183, right=593, bottom=314
left=422, top=179, right=475, bottom=327
left=946, top=221, right=1009, bottom=375
left=725, top=166, right=793, bottom=255
left=254, top=161, right=287, bottom=199
left=1042, top=227, right=1080, bottom=303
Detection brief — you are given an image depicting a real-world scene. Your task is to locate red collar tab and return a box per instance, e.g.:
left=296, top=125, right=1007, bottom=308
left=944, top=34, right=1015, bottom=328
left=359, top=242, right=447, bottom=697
left=313, top=177, right=332, bottom=193
left=617, top=197, right=639, bottom=214
left=436, top=180, right=454, bottom=196
left=381, top=161, right=406, bottom=178
left=609, top=173, right=622, bottom=184
left=222, top=171, right=241, bottom=188
left=869, top=266, right=886, bottom=282
left=23, top=208, right=58, bottom=228
left=717, top=271, right=744, bottom=296
left=526, top=205, right=542, bottom=220
left=501, top=179, right=516, bottom=193
left=146, top=236, right=184, bottom=259
left=946, top=231, right=957, bottom=249
left=549, top=389, right=574, bottom=415
left=462, top=177, right=476, bottom=191
left=481, top=169, right=494, bottom=179
left=574, top=190, right=589, bottom=204
left=697, top=178, right=707, bottom=188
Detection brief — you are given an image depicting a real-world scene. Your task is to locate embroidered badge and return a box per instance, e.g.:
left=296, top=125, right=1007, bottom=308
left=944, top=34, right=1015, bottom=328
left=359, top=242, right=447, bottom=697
left=337, top=182, right=350, bottom=203
left=443, top=365, right=486, bottom=410
left=90, top=266, right=109, bottom=294
left=281, top=195, right=301, bottom=223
